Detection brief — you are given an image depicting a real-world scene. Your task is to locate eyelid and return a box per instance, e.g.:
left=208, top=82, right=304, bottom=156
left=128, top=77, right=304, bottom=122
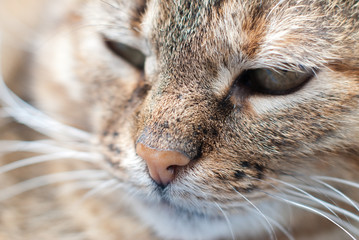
left=104, top=38, right=146, bottom=70
left=237, top=68, right=315, bottom=95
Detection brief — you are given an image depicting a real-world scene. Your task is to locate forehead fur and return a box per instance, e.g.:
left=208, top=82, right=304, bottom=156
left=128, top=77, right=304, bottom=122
left=140, top=0, right=359, bottom=72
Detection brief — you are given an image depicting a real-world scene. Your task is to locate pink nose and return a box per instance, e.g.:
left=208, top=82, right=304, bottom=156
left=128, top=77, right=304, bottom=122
left=136, top=143, right=191, bottom=186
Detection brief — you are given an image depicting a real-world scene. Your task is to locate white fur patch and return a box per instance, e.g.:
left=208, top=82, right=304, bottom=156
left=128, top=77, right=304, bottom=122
left=211, top=67, right=234, bottom=96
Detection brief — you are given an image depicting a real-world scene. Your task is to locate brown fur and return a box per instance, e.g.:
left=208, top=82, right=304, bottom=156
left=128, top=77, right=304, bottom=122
left=1, top=0, right=359, bottom=239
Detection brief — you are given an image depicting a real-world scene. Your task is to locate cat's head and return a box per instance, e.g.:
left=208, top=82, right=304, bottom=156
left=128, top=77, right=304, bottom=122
left=30, top=0, right=359, bottom=239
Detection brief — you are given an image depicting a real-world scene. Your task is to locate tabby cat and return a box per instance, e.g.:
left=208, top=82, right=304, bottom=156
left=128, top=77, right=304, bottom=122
left=0, top=0, right=359, bottom=239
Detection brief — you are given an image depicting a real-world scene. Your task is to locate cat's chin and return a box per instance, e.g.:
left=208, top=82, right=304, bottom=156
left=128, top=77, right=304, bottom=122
left=122, top=190, right=286, bottom=240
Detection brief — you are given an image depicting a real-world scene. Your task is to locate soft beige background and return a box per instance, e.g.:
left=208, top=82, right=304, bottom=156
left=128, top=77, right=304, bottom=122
left=0, top=0, right=50, bottom=82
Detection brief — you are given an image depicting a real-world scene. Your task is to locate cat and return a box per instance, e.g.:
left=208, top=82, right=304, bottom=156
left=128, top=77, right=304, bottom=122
left=0, top=0, right=359, bottom=239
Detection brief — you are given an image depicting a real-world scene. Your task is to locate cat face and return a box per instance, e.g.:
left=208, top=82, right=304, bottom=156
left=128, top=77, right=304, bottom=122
left=30, top=0, right=359, bottom=239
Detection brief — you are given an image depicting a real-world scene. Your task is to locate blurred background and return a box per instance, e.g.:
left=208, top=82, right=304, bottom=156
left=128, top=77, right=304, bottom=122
left=0, top=0, right=49, bottom=88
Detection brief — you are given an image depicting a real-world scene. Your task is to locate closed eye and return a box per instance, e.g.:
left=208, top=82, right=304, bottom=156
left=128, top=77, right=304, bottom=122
left=105, top=39, right=146, bottom=70
left=236, top=68, right=316, bottom=95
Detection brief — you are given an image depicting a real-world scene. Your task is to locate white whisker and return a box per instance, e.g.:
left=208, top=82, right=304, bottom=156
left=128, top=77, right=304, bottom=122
left=294, top=183, right=358, bottom=225
left=245, top=208, right=295, bottom=240
left=64, top=180, right=108, bottom=192
left=299, top=181, right=359, bottom=213
left=0, top=105, right=91, bottom=142
left=103, top=181, right=127, bottom=195
left=81, top=179, right=118, bottom=201
left=278, top=193, right=359, bottom=237
left=100, top=0, right=120, bottom=10
left=56, top=180, right=109, bottom=197
left=266, top=192, right=357, bottom=240
left=314, top=176, right=359, bottom=189
left=247, top=175, right=294, bottom=219
left=233, top=188, right=277, bottom=240
left=0, top=152, right=101, bottom=174
left=0, top=140, right=86, bottom=155
left=269, top=177, right=341, bottom=221
left=214, top=202, right=235, bottom=240
left=0, top=139, right=95, bottom=153
left=0, top=170, right=110, bottom=201
left=0, top=66, right=92, bottom=141
left=283, top=189, right=359, bottom=223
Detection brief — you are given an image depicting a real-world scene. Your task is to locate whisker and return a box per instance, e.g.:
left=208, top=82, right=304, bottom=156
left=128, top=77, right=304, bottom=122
left=269, top=177, right=341, bottom=221
left=81, top=179, right=118, bottom=201
left=0, top=140, right=87, bottom=154
left=54, top=180, right=109, bottom=197
left=297, top=182, right=359, bottom=213
left=214, top=202, right=235, bottom=240
left=0, top=170, right=110, bottom=201
left=100, top=0, right=120, bottom=10
left=314, top=176, right=359, bottom=189
left=278, top=193, right=359, bottom=237
left=290, top=175, right=356, bottom=226
left=101, top=180, right=129, bottom=196
left=0, top=105, right=91, bottom=142
left=0, top=152, right=102, bottom=174
left=283, top=189, right=359, bottom=223
left=0, top=68, right=92, bottom=141
left=63, top=180, right=108, bottom=193
left=245, top=208, right=295, bottom=240
left=294, top=183, right=358, bottom=225
left=0, top=140, right=75, bottom=153
left=233, top=188, right=277, bottom=240
left=265, top=192, right=357, bottom=240
left=247, top=175, right=294, bottom=220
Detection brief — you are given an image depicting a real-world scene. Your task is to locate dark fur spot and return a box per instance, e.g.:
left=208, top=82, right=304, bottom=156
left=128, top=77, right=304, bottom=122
left=234, top=170, right=246, bottom=179
left=234, top=185, right=257, bottom=193
left=108, top=144, right=114, bottom=151
left=213, top=0, right=224, bottom=13
left=257, top=172, right=263, bottom=179
left=243, top=185, right=256, bottom=193
left=215, top=171, right=226, bottom=180
left=108, top=144, right=121, bottom=154
left=163, top=121, right=169, bottom=128
left=254, top=163, right=264, bottom=172
left=115, top=148, right=122, bottom=154
left=104, top=156, right=117, bottom=167
left=241, top=161, right=250, bottom=168
left=211, top=128, right=218, bottom=137
left=193, top=142, right=203, bottom=160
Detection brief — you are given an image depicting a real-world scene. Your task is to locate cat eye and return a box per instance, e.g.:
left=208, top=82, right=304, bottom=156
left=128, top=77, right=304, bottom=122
left=239, top=68, right=314, bottom=95
left=105, top=40, right=146, bottom=70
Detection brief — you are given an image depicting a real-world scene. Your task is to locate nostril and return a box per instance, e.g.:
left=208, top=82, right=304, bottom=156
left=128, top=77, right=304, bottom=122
left=135, top=142, right=191, bottom=186
left=167, top=165, right=175, bottom=172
